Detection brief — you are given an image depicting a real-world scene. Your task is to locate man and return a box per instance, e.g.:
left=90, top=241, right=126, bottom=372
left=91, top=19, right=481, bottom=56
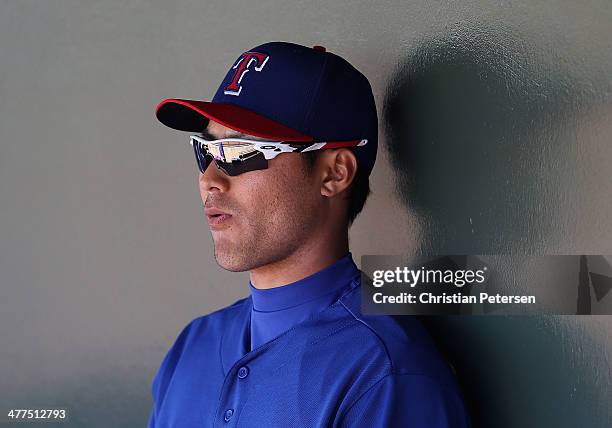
left=149, top=41, right=469, bottom=427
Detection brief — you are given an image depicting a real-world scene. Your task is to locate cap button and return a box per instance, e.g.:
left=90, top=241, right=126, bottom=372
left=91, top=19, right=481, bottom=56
left=312, top=45, right=326, bottom=52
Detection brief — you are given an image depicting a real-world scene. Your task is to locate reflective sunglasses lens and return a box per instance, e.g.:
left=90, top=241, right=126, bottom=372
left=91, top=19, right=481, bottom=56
left=207, top=140, right=258, bottom=163
left=191, top=137, right=270, bottom=176
left=192, top=140, right=212, bottom=174
left=221, top=142, right=258, bottom=162
left=215, top=152, right=269, bottom=176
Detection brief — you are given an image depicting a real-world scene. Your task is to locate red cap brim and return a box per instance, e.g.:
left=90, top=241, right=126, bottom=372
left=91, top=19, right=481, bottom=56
left=156, top=98, right=314, bottom=142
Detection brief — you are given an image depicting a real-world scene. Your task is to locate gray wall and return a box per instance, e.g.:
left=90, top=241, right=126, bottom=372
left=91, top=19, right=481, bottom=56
left=1, top=1, right=610, bottom=427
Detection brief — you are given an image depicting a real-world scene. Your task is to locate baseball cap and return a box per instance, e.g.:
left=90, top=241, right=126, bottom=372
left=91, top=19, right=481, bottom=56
left=156, top=41, right=378, bottom=176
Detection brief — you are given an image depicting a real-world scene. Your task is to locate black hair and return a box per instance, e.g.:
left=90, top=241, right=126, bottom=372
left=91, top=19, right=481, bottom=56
left=302, top=150, right=371, bottom=227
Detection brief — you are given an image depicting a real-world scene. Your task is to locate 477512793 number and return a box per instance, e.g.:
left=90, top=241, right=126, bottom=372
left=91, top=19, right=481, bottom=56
left=7, top=408, right=67, bottom=420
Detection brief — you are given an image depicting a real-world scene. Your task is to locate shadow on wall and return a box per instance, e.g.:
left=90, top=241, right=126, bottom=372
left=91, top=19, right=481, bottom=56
left=383, top=25, right=612, bottom=427
left=384, top=25, right=609, bottom=255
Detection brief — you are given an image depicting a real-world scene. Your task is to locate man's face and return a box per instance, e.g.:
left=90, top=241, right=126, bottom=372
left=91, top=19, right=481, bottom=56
left=199, top=120, right=322, bottom=272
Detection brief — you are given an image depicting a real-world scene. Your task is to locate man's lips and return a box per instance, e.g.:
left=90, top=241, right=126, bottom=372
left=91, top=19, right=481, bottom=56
left=204, top=207, right=233, bottom=228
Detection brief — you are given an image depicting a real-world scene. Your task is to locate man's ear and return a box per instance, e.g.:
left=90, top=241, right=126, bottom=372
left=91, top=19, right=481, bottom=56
left=320, top=149, right=357, bottom=197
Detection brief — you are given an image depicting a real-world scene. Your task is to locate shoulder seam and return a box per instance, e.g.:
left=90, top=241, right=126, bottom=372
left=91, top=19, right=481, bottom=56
left=338, top=297, right=395, bottom=373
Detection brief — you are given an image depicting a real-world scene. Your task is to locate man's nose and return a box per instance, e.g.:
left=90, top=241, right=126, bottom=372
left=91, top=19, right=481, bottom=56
left=199, top=161, right=230, bottom=194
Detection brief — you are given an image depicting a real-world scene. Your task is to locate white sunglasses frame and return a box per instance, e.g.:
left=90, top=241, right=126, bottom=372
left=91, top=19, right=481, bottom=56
left=189, top=134, right=367, bottom=162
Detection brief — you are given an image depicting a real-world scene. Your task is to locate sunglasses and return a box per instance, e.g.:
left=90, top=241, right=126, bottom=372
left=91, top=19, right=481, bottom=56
left=189, top=134, right=367, bottom=176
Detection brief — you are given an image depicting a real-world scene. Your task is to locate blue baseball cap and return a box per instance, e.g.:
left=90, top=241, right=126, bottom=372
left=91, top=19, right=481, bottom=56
left=156, top=41, right=378, bottom=176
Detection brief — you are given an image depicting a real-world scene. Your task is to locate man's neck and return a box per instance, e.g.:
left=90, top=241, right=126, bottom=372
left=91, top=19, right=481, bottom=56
left=249, top=234, right=349, bottom=290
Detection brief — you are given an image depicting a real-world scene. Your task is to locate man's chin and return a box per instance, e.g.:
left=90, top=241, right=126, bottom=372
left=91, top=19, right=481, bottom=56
left=213, top=249, right=252, bottom=272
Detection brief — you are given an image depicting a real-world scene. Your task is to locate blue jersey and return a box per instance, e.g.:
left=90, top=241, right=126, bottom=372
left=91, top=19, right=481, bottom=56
left=147, top=274, right=470, bottom=427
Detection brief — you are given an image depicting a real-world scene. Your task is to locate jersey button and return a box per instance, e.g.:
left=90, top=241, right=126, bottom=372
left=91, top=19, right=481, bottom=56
left=237, top=366, right=249, bottom=379
left=224, top=408, right=234, bottom=422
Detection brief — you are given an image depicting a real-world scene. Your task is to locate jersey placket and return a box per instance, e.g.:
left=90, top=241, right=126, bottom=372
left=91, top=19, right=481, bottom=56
left=213, top=357, right=250, bottom=426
